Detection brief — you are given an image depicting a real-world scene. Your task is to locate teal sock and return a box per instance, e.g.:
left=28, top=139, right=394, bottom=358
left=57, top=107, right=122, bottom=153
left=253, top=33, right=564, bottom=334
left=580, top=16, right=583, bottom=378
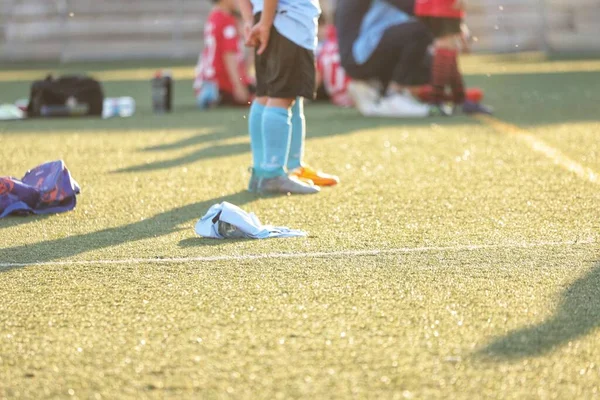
left=287, top=97, right=305, bottom=171
left=248, top=101, right=266, bottom=169
left=260, top=106, right=291, bottom=178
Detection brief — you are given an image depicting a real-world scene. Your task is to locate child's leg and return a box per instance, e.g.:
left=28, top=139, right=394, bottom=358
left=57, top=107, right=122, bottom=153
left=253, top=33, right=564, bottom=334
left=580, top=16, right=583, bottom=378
left=448, top=35, right=466, bottom=104
left=430, top=36, right=456, bottom=104
left=259, top=97, right=294, bottom=178
left=287, top=97, right=304, bottom=171
left=249, top=13, right=320, bottom=194
left=286, top=96, right=340, bottom=186
left=249, top=97, right=267, bottom=169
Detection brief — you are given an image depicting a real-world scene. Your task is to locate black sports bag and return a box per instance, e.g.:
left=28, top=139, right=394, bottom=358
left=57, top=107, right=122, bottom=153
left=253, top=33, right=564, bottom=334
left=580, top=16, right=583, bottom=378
left=27, top=75, right=104, bottom=117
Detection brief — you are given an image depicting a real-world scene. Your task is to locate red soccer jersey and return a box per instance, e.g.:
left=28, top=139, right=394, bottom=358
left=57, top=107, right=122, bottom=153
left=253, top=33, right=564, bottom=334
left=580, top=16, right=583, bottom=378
left=317, top=25, right=353, bottom=107
left=194, top=8, right=249, bottom=95
left=414, top=0, right=464, bottom=19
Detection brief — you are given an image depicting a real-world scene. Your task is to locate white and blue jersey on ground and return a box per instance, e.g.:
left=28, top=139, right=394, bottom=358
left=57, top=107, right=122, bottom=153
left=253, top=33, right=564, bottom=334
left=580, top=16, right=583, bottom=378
left=352, top=0, right=413, bottom=65
left=250, top=0, right=321, bottom=51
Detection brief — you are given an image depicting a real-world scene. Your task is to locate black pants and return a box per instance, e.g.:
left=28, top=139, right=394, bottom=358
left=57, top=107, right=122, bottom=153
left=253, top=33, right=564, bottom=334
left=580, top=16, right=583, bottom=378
left=254, top=13, right=316, bottom=100
left=419, top=17, right=462, bottom=38
left=344, top=21, right=433, bottom=88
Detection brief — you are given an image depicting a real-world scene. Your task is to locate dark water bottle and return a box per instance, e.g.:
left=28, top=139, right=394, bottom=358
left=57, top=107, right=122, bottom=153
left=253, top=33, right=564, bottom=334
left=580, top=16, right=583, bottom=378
left=151, top=70, right=172, bottom=113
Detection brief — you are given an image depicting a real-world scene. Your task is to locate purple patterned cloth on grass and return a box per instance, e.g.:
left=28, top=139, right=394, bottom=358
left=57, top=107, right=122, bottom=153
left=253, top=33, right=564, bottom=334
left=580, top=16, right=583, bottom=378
left=0, top=160, right=80, bottom=218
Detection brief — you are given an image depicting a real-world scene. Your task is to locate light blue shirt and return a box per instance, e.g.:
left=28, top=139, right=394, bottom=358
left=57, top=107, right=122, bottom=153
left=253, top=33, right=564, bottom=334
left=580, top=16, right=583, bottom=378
left=352, top=0, right=413, bottom=65
left=251, top=0, right=321, bottom=51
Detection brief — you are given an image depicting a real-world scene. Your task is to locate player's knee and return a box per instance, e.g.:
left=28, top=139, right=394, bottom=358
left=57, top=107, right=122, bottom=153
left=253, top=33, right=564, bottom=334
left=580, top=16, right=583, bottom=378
left=267, top=97, right=295, bottom=109
left=255, top=96, right=268, bottom=106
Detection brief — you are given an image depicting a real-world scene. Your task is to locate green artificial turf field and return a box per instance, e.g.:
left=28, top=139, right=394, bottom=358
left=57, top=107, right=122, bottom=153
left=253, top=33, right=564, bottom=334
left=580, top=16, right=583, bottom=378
left=1, top=54, right=599, bottom=399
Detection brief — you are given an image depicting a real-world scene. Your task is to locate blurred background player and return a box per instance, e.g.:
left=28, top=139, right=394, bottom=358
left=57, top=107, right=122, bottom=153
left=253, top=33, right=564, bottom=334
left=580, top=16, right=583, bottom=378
left=335, top=0, right=433, bottom=117
left=316, top=21, right=353, bottom=108
left=194, top=0, right=253, bottom=108
left=238, top=0, right=339, bottom=195
left=414, top=0, right=490, bottom=114
left=315, top=6, right=484, bottom=111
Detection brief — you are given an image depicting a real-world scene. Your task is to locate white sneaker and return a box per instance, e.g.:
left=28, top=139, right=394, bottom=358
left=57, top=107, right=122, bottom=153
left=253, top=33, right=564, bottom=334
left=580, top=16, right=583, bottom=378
left=401, top=89, right=431, bottom=109
left=348, top=81, right=380, bottom=115
left=257, top=175, right=320, bottom=195
left=368, top=92, right=431, bottom=118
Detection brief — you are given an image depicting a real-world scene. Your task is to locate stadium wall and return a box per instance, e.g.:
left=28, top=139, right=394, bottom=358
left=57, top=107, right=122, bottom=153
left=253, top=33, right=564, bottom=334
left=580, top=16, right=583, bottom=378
left=1, top=0, right=599, bottom=62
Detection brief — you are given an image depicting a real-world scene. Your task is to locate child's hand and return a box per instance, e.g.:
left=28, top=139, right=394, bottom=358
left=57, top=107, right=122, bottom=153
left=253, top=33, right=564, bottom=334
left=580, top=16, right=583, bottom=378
left=460, top=23, right=471, bottom=53
left=242, top=20, right=254, bottom=47
left=233, top=84, right=250, bottom=104
left=247, top=20, right=271, bottom=55
left=459, top=33, right=471, bottom=54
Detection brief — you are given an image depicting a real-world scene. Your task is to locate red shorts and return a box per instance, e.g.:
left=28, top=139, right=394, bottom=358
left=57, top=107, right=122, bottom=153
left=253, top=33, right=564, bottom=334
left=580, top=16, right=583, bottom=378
left=414, top=0, right=464, bottom=19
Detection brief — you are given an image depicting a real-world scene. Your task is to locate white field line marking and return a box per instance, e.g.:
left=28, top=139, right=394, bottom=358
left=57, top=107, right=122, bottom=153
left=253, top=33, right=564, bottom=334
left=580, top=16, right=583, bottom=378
left=476, top=115, right=599, bottom=185
left=0, top=239, right=595, bottom=269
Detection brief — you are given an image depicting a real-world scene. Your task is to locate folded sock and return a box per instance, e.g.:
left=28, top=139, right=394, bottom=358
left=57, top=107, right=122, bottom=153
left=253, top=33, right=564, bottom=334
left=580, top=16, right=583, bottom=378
left=431, top=47, right=456, bottom=104
left=248, top=101, right=266, bottom=169
left=260, top=106, right=292, bottom=178
left=287, top=98, right=305, bottom=171
left=449, top=54, right=466, bottom=104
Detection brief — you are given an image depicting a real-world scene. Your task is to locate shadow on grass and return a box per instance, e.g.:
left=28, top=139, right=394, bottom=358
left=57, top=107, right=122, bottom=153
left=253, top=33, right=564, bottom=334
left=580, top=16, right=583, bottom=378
left=178, top=236, right=250, bottom=248
left=463, top=71, right=600, bottom=127
left=0, top=190, right=256, bottom=272
left=115, top=142, right=250, bottom=174
left=478, top=261, right=600, bottom=360
left=0, top=214, right=52, bottom=230
left=143, top=127, right=239, bottom=152
left=113, top=106, right=477, bottom=174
